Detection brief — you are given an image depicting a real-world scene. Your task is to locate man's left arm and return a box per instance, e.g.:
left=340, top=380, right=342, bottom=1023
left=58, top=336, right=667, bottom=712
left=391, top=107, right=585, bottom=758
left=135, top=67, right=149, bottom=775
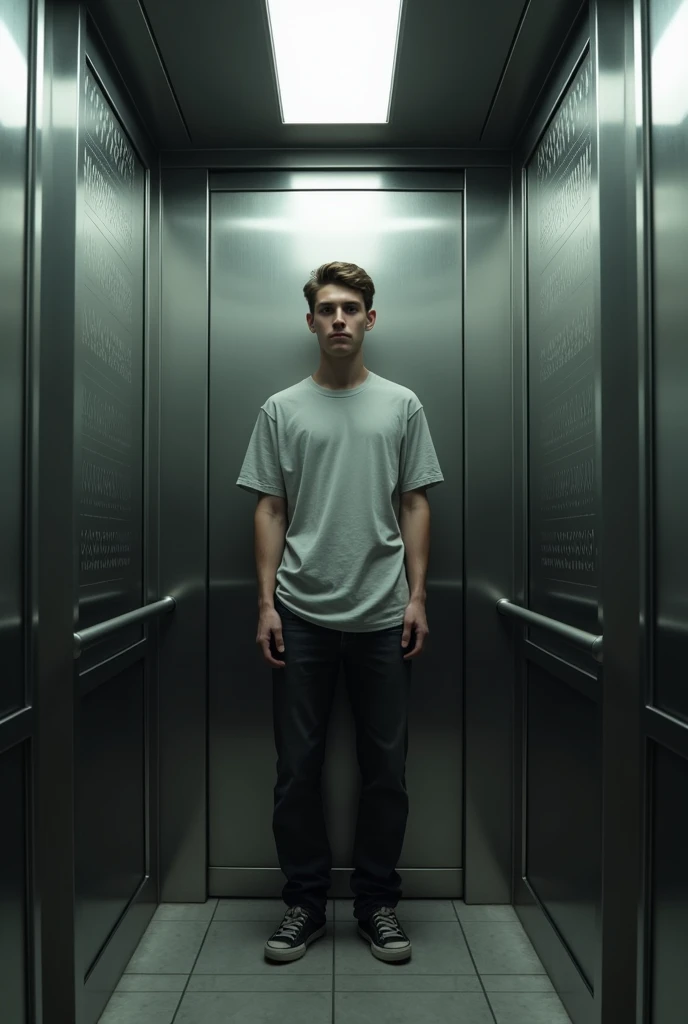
left=399, top=487, right=431, bottom=656
left=400, top=488, right=430, bottom=601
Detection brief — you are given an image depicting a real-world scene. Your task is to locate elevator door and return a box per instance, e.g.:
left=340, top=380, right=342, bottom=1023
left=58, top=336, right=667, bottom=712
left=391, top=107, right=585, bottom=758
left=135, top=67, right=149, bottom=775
left=208, top=184, right=463, bottom=898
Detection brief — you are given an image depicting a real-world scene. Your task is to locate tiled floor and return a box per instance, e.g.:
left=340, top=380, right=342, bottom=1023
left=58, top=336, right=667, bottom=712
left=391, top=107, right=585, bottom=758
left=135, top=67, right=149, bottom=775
left=99, top=899, right=572, bottom=1023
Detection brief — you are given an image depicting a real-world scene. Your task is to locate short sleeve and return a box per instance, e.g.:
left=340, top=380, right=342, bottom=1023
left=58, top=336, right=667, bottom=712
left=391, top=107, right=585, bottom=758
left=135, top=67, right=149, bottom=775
left=399, top=406, right=444, bottom=493
left=236, top=406, right=286, bottom=497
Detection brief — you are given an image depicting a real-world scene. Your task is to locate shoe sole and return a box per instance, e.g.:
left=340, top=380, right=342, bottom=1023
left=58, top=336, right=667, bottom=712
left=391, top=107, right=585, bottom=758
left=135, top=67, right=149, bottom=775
left=264, top=922, right=327, bottom=962
left=357, top=926, right=412, bottom=963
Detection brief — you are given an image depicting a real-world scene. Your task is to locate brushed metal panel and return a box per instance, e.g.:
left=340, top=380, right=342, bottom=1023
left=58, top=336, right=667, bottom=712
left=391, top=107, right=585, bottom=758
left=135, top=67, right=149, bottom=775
left=463, top=166, right=513, bottom=903
left=210, top=169, right=465, bottom=191
left=0, top=744, right=27, bottom=1023
left=82, top=876, right=156, bottom=1024
left=650, top=0, right=688, bottom=724
left=158, top=166, right=208, bottom=901
left=70, top=25, right=161, bottom=1022
left=526, top=661, right=601, bottom=987
left=208, top=867, right=463, bottom=899
left=594, top=0, right=644, bottom=1017
left=208, top=187, right=462, bottom=895
left=0, top=0, right=30, bottom=720
left=650, top=743, right=688, bottom=1024
left=33, top=4, right=82, bottom=1019
left=75, top=661, right=146, bottom=973
left=516, top=899, right=593, bottom=1024
left=75, top=57, right=146, bottom=674
left=526, top=52, right=601, bottom=662
left=513, top=24, right=599, bottom=1024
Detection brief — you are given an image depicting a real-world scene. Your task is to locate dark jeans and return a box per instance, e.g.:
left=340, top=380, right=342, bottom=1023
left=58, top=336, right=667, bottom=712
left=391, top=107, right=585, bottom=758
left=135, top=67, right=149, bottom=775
left=271, top=595, right=412, bottom=924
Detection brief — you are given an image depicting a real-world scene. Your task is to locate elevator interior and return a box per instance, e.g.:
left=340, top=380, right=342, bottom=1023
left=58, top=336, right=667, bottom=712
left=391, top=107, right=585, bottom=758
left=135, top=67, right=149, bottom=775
left=3, top=0, right=688, bottom=1022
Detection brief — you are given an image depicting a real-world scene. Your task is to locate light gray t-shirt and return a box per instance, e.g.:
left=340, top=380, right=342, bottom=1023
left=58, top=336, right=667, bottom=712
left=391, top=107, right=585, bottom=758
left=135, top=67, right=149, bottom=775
left=236, top=371, right=444, bottom=631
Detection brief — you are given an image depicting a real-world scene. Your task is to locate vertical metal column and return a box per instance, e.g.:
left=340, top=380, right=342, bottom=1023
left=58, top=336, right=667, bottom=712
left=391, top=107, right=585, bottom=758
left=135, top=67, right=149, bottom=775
left=463, top=166, right=514, bottom=903
left=592, top=0, right=643, bottom=1019
left=32, top=2, right=82, bottom=1021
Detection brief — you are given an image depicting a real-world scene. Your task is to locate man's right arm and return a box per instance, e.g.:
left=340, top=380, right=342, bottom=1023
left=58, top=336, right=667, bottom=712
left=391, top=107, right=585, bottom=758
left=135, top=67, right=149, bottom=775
left=254, top=495, right=287, bottom=609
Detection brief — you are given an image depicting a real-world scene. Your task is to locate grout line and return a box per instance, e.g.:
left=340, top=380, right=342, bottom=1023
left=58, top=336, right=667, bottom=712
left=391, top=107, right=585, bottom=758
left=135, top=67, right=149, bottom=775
left=331, top=898, right=336, bottom=1020
left=167, top=908, right=217, bottom=1023
left=452, top=902, right=499, bottom=1024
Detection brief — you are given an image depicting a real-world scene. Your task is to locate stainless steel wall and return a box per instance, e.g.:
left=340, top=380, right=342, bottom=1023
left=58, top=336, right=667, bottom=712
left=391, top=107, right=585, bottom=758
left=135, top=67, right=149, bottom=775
left=74, top=33, right=149, bottom=989
left=158, top=165, right=209, bottom=902
left=511, top=12, right=602, bottom=1024
left=0, top=0, right=32, bottom=1018
left=527, top=43, right=601, bottom=987
left=462, top=166, right=514, bottom=903
left=510, top=1, right=652, bottom=1022
left=74, top=21, right=164, bottom=1024
left=207, top=179, right=464, bottom=899
left=642, top=0, right=688, bottom=1019
left=157, top=155, right=515, bottom=909
left=4, top=3, right=166, bottom=1021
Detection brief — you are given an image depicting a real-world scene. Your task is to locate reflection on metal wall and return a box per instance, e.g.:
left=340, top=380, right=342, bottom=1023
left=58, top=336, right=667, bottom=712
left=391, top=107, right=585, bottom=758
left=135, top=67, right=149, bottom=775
left=0, top=0, right=30, bottom=720
left=527, top=54, right=598, bottom=637
left=650, top=0, right=688, bottom=723
left=76, top=60, right=145, bottom=669
left=647, top=0, right=688, bottom=1018
left=0, top=0, right=30, bottom=1020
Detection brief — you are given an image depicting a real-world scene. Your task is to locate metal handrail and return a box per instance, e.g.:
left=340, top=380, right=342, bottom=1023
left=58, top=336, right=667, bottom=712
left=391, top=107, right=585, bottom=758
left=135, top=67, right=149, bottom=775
left=496, top=598, right=603, bottom=663
left=73, top=596, right=176, bottom=658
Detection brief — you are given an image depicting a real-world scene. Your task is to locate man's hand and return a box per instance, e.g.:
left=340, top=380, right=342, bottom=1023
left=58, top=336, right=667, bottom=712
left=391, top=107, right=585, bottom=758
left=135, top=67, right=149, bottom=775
left=402, top=598, right=429, bottom=660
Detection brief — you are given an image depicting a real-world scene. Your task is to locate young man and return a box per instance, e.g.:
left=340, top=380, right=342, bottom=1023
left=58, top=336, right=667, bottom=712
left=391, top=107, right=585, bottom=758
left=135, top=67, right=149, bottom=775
left=236, top=261, right=444, bottom=965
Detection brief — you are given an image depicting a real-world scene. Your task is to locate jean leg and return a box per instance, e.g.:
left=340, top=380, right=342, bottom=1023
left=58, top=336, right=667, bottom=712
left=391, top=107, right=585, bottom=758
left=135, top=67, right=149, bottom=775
left=271, top=598, right=340, bottom=922
left=342, top=623, right=412, bottom=921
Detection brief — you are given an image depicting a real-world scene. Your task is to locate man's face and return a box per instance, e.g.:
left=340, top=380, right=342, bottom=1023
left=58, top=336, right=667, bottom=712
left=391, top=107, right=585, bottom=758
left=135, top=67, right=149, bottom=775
left=306, top=284, right=376, bottom=355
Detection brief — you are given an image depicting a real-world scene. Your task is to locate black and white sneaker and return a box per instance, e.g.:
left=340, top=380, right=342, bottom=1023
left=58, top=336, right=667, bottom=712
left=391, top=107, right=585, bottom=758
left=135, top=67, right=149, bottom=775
left=264, top=906, right=327, bottom=962
left=358, top=906, right=412, bottom=962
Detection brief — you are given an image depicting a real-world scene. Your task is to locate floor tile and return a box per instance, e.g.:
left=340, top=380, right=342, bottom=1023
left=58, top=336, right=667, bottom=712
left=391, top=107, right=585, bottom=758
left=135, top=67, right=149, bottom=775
left=214, top=898, right=334, bottom=921
left=488, top=991, right=572, bottom=1023
left=336, top=975, right=482, bottom=992
left=124, top=921, right=209, bottom=975
left=481, top=975, right=554, bottom=992
left=334, top=920, right=476, bottom=976
left=174, top=990, right=332, bottom=1023
left=153, top=901, right=217, bottom=922
left=334, top=991, right=494, bottom=1023
left=115, top=975, right=188, bottom=993
left=454, top=901, right=518, bottom=923
left=461, top=921, right=546, bottom=975
left=97, top=991, right=181, bottom=1024
left=335, top=898, right=457, bottom=921
left=187, top=974, right=332, bottom=992
left=192, top=920, right=333, bottom=975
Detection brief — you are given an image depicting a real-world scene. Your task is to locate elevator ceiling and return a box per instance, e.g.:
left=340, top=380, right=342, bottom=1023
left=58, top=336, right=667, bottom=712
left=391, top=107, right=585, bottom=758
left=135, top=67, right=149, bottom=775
left=87, top=0, right=585, bottom=151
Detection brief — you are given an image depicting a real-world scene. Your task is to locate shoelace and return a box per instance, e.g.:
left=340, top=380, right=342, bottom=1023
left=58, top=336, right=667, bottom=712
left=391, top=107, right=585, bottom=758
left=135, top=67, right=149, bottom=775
left=275, top=906, right=309, bottom=941
left=371, top=907, right=405, bottom=941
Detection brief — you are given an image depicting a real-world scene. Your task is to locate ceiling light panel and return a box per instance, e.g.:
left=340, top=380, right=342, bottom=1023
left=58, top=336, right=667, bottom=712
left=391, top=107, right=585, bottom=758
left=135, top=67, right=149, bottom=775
left=266, top=0, right=403, bottom=124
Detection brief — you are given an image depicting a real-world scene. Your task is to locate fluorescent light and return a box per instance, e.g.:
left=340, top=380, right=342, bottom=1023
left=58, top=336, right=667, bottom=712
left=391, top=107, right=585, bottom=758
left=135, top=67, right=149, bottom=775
left=266, top=0, right=403, bottom=123
left=651, top=0, right=688, bottom=125
left=0, top=21, right=27, bottom=128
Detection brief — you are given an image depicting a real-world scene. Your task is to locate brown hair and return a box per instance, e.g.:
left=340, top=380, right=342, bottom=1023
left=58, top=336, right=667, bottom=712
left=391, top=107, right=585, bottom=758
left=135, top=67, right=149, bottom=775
left=303, top=262, right=375, bottom=314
